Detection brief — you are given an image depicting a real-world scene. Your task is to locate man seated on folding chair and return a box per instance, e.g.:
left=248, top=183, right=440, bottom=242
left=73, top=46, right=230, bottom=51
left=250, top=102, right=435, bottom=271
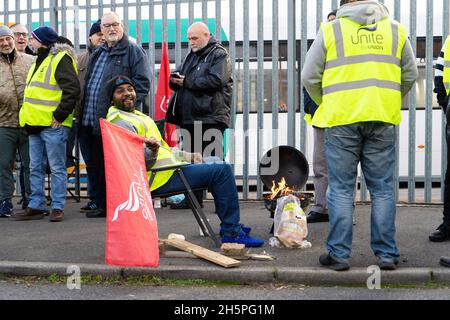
left=105, top=75, right=263, bottom=247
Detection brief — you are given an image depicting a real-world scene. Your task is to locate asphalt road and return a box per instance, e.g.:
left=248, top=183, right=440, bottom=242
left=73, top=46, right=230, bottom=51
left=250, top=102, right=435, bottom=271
left=1, top=281, right=449, bottom=300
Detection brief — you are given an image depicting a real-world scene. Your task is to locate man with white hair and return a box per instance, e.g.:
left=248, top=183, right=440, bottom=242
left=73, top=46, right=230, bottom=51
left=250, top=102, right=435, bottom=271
left=0, top=25, right=33, bottom=217
left=79, top=11, right=151, bottom=218
left=10, top=23, right=33, bottom=55
left=166, top=22, right=232, bottom=209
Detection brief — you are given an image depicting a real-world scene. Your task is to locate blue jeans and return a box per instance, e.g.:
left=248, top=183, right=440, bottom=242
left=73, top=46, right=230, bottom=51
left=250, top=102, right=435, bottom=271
left=28, top=127, right=70, bottom=211
left=325, top=122, right=400, bottom=263
left=152, top=160, right=241, bottom=237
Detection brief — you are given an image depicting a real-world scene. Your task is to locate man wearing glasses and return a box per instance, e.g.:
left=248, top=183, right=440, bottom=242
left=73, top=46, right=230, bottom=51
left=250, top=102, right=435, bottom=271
left=79, top=11, right=151, bottom=218
left=10, top=23, right=33, bottom=55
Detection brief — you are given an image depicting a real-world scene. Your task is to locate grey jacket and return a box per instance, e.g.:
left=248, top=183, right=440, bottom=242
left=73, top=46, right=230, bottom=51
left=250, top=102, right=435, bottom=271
left=302, top=0, right=418, bottom=107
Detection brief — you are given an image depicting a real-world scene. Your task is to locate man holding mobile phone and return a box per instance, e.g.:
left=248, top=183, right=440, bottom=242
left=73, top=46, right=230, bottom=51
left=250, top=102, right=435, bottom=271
left=166, top=22, right=232, bottom=210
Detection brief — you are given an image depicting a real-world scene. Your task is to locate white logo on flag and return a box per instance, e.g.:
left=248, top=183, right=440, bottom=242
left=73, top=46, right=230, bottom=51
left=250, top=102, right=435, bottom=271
left=112, top=182, right=140, bottom=222
left=159, top=95, right=167, bottom=113
left=112, top=167, right=154, bottom=222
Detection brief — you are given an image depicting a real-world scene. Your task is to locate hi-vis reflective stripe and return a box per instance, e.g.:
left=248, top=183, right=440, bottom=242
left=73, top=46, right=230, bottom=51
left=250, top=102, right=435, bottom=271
left=152, top=158, right=180, bottom=168
left=108, top=109, right=149, bottom=134
left=444, top=61, right=450, bottom=68
left=27, top=55, right=61, bottom=90
left=29, top=82, right=60, bottom=90
left=23, top=97, right=60, bottom=107
left=322, top=79, right=401, bottom=95
left=327, top=21, right=400, bottom=70
left=326, top=55, right=400, bottom=69
left=445, top=82, right=450, bottom=91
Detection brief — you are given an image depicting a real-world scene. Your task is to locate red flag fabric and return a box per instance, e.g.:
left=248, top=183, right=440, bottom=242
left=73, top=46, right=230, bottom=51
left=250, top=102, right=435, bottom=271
left=154, top=42, right=177, bottom=147
left=101, top=119, right=159, bottom=267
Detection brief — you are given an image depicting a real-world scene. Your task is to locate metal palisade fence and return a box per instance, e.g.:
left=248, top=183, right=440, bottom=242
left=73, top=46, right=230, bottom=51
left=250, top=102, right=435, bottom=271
left=0, top=0, right=448, bottom=204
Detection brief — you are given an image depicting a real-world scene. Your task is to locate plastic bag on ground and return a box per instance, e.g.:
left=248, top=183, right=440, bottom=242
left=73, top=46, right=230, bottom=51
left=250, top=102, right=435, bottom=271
left=274, top=195, right=311, bottom=249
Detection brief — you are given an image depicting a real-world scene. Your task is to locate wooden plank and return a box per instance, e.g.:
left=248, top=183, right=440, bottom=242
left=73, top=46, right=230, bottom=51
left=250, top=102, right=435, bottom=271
left=163, top=239, right=241, bottom=268
left=225, top=254, right=275, bottom=261
left=161, top=251, right=198, bottom=259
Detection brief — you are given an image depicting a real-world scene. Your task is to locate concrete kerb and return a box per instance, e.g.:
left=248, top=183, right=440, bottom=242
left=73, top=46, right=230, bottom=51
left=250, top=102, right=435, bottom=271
left=0, top=261, right=449, bottom=286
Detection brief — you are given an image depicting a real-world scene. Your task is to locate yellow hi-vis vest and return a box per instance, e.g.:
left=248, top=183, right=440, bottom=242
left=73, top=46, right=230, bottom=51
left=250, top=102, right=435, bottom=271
left=443, top=35, right=450, bottom=95
left=317, top=17, right=406, bottom=128
left=106, top=106, right=186, bottom=191
left=20, top=51, right=77, bottom=128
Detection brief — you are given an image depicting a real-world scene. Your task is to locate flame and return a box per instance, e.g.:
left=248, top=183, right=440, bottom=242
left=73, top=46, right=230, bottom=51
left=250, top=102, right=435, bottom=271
left=268, top=177, right=296, bottom=200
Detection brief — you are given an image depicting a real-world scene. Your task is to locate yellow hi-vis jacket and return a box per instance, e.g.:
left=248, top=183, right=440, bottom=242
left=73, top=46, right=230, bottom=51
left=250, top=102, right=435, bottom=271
left=312, top=17, right=407, bottom=128
left=106, top=106, right=186, bottom=191
left=20, top=50, right=77, bottom=128
left=443, top=35, right=450, bottom=95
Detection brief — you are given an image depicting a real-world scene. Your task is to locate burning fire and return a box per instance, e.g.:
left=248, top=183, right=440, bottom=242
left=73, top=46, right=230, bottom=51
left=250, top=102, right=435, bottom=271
left=269, top=177, right=296, bottom=200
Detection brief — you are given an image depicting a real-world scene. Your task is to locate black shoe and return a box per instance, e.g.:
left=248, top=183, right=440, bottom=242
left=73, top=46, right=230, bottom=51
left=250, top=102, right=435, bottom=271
left=80, top=200, right=100, bottom=213
left=86, top=210, right=106, bottom=218
left=440, top=256, right=450, bottom=268
left=319, top=254, right=350, bottom=271
left=307, top=211, right=329, bottom=223
left=170, top=200, right=190, bottom=209
left=378, top=259, right=399, bottom=271
left=429, top=225, right=450, bottom=242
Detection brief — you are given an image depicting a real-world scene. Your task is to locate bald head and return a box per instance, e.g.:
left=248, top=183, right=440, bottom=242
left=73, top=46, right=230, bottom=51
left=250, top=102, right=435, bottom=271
left=340, top=0, right=357, bottom=6
left=187, top=22, right=211, bottom=52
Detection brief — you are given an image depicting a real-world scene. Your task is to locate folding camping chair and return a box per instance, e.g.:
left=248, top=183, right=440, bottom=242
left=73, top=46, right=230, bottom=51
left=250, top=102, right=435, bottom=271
left=149, top=164, right=222, bottom=248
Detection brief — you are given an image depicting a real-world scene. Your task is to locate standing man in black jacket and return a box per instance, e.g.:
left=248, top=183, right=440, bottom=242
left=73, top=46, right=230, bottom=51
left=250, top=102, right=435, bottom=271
left=166, top=22, right=232, bottom=209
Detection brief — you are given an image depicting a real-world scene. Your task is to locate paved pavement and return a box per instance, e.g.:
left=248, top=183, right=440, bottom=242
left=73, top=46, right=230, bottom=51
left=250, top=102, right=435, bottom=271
left=1, top=197, right=450, bottom=287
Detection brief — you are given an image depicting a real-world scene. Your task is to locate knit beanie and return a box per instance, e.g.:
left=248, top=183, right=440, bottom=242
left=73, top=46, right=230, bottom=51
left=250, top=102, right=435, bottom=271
left=89, top=19, right=102, bottom=37
left=0, top=26, right=13, bottom=38
left=31, top=26, right=58, bottom=46
left=108, top=75, right=137, bottom=101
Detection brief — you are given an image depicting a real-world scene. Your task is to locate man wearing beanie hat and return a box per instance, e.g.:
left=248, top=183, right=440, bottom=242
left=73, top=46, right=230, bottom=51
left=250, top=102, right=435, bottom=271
left=105, top=75, right=263, bottom=248
left=76, top=20, right=105, bottom=215
left=80, top=11, right=150, bottom=218
left=0, top=25, right=34, bottom=217
left=13, top=26, right=81, bottom=222
left=30, top=26, right=59, bottom=47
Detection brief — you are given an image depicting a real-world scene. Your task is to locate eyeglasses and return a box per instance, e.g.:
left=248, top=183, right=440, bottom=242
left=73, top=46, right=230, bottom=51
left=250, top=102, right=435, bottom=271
left=13, top=32, right=28, bottom=38
left=102, top=22, right=120, bottom=29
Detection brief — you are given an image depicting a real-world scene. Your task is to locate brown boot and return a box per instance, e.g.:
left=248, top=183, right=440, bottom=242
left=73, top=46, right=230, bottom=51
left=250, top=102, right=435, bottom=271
left=11, top=207, right=45, bottom=221
left=49, top=209, right=64, bottom=222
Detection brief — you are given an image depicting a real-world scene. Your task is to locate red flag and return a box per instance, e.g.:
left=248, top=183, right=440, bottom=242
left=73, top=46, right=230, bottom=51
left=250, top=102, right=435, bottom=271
left=155, top=42, right=177, bottom=147
left=101, top=119, right=159, bottom=267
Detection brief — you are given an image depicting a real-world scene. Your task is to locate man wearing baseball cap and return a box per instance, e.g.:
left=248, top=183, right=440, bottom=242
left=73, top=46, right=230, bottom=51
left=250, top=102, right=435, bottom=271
left=13, top=26, right=80, bottom=222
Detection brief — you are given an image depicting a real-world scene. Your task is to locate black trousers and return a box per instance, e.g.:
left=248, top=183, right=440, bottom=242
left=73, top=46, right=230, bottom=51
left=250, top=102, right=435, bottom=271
left=91, top=134, right=106, bottom=211
left=444, top=124, right=450, bottom=227
left=179, top=123, right=226, bottom=160
left=179, top=123, right=226, bottom=203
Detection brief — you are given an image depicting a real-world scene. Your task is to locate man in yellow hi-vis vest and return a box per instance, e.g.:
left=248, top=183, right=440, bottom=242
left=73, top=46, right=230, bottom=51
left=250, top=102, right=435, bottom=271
left=105, top=75, right=263, bottom=247
left=12, top=26, right=80, bottom=223
left=302, top=1, right=418, bottom=271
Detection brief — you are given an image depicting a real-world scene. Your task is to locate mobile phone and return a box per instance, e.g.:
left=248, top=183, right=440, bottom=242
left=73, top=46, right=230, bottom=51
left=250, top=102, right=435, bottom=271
left=170, top=72, right=181, bottom=79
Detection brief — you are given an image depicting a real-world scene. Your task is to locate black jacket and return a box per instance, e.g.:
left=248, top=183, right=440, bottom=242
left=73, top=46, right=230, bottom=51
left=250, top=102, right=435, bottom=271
left=303, top=87, right=318, bottom=118
left=166, top=37, right=232, bottom=128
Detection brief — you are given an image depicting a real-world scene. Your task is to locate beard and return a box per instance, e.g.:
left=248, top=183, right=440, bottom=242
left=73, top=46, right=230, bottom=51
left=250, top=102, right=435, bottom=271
left=115, top=98, right=136, bottom=112
left=105, top=33, right=121, bottom=44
